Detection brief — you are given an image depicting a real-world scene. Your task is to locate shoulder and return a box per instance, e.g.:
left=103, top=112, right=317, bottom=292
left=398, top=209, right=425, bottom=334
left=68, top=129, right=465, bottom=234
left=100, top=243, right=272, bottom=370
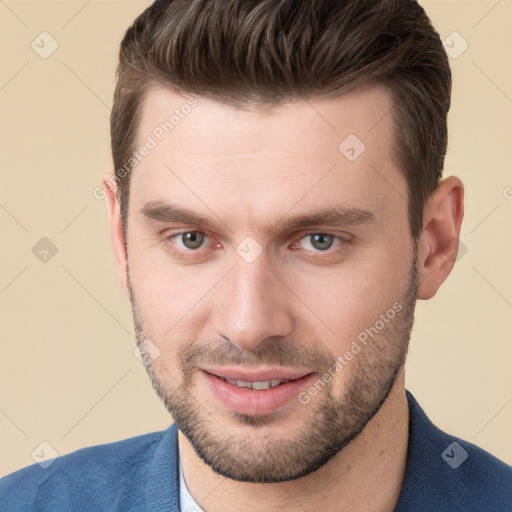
left=0, top=425, right=178, bottom=512
left=432, top=429, right=512, bottom=509
left=396, top=391, right=512, bottom=512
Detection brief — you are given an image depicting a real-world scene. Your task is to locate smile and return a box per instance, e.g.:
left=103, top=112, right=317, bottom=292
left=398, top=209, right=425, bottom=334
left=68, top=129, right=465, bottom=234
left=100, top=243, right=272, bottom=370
left=201, top=369, right=316, bottom=415
left=223, top=378, right=291, bottom=390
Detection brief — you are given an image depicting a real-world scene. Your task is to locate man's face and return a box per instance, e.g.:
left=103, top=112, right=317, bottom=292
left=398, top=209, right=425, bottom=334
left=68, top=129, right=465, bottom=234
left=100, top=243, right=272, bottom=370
left=124, top=84, right=417, bottom=482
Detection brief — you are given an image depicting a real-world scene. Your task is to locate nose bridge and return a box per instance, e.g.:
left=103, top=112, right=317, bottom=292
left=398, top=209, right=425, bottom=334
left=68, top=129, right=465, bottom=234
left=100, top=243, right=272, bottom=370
left=214, top=256, right=293, bottom=351
left=232, top=258, right=273, bottom=311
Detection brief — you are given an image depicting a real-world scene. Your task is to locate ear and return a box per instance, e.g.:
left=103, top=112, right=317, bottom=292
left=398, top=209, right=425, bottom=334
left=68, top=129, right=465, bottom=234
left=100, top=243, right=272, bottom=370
left=103, top=173, right=130, bottom=299
left=417, top=176, right=464, bottom=300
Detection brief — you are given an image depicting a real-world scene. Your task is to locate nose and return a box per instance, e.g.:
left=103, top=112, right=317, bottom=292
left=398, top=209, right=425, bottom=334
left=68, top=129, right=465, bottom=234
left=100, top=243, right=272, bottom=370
left=213, top=257, right=294, bottom=352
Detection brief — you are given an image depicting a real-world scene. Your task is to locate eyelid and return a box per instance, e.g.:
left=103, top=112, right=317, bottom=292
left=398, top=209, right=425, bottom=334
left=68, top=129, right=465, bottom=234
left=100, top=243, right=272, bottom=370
left=164, top=228, right=215, bottom=248
left=290, top=231, right=351, bottom=247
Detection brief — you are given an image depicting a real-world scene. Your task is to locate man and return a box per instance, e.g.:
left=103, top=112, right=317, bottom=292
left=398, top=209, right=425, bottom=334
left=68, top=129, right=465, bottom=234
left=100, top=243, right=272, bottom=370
left=1, top=0, right=511, bottom=510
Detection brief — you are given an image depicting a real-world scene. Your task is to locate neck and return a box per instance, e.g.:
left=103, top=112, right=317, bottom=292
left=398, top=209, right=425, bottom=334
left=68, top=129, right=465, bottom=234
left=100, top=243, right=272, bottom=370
left=179, top=370, right=409, bottom=512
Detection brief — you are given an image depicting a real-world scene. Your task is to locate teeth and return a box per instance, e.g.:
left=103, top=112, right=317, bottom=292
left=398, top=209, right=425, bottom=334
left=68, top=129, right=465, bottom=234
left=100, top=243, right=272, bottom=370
left=225, top=378, right=289, bottom=390
left=231, top=379, right=253, bottom=389
left=251, top=381, right=273, bottom=390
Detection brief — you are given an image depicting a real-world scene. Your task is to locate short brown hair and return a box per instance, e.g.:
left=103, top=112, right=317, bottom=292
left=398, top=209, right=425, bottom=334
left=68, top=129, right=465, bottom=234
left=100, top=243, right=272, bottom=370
left=110, top=0, right=451, bottom=240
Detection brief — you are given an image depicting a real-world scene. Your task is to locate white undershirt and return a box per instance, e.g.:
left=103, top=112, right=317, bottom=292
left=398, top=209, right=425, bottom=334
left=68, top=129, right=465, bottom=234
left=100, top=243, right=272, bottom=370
left=178, top=438, right=206, bottom=512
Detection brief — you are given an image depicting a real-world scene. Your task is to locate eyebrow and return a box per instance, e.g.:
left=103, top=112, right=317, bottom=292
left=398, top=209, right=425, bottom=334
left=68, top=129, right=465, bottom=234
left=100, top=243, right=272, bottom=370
left=140, top=200, right=376, bottom=234
left=141, top=201, right=216, bottom=229
left=269, top=207, right=375, bottom=234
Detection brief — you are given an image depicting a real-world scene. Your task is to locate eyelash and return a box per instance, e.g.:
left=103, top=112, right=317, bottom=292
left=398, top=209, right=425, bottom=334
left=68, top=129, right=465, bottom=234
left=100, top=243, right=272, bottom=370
left=289, top=232, right=349, bottom=253
left=162, top=230, right=351, bottom=258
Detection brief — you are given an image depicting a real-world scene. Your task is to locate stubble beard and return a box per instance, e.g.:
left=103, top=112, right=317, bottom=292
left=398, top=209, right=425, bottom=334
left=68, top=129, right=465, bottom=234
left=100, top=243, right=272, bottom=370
left=129, top=254, right=418, bottom=483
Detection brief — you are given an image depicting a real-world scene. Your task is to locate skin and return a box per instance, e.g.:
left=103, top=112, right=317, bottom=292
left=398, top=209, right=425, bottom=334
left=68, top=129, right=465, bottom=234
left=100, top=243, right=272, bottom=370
left=104, top=84, right=464, bottom=511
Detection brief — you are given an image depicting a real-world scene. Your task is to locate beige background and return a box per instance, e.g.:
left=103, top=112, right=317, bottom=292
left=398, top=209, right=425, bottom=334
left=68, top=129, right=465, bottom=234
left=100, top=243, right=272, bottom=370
left=1, top=0, right=511, bottom=476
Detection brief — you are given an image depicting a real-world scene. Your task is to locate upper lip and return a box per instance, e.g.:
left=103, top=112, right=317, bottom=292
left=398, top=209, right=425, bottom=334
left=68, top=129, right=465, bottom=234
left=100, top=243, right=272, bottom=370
left=201, top=366, right=314, bottom=382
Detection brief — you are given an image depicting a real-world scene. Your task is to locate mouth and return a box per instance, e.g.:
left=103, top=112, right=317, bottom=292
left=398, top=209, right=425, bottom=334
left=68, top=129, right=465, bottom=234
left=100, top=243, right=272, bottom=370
left=221, top=377, right=292, bottom=390
left=200, top=367, right=316, bottom=416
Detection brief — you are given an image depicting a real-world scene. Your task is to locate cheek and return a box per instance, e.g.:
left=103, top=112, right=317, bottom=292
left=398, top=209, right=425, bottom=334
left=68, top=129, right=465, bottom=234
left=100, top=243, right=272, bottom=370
left=129, top=266, right=212, bottom=383
left=128, top=246, right=221, bottom=343
left=285, top=248, right=411, bottom=351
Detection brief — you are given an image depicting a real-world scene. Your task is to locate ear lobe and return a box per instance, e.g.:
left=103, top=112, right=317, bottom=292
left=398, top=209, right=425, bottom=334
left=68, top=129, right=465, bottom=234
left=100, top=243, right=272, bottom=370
left=417, top=176, right=464, bottom=300
left=103, top=173, right=130, bottom=299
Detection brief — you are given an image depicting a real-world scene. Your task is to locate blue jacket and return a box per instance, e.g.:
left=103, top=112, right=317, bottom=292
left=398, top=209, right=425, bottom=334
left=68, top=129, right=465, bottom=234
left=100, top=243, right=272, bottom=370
left=1, top=391, right=511, bottom=511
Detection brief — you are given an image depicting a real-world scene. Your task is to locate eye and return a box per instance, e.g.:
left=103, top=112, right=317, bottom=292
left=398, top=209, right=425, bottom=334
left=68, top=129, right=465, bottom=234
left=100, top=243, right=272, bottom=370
left=297, top=233, right=342, bottom=252
left=171, top=231, right=208, bottom=250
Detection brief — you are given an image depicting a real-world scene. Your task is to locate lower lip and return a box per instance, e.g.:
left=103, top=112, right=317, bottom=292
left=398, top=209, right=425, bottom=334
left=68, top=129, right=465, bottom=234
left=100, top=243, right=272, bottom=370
left=202, top=371, right=315, bottom=416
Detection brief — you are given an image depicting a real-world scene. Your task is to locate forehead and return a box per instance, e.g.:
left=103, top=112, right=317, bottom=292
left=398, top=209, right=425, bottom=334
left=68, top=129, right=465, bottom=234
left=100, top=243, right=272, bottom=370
left=137, top=83, right=395, bottom=158
left=129, top=84, right=407, bottom=231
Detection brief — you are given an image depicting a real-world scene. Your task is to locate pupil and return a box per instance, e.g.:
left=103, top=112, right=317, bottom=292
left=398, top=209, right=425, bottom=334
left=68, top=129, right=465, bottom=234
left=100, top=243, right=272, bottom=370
left=183, top=232, right=204, bottom=249
left=311, top=234, right=332, bottom=250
